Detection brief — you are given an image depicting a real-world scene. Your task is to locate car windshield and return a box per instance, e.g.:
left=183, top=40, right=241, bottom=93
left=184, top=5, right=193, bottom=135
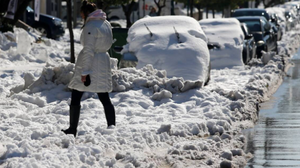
left=240, top=21, right=261, bottom=32
left=27, top=6, right=34, bottom=12
left=233, top=11, right=269, bottom=20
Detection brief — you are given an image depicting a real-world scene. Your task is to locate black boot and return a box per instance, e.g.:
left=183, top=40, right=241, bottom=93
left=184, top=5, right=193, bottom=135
left=103, top=104, right=116, bottom=127
left=62, top=105, right=81, bottom=137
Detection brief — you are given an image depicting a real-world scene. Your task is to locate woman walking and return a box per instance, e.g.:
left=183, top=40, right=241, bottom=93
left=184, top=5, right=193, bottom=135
left=62, top=0, right=115, bottom=137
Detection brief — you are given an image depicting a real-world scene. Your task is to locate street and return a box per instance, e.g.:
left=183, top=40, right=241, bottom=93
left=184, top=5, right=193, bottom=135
left=245, top=49, right=300, bottom=167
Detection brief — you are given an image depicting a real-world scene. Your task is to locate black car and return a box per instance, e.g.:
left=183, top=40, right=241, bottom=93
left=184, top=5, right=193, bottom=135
left=236, top=16, right=277, bottom=58
left=232, top=8, right=271, bottom=20
left=240, top=23, right=257, bottom=64
left=20, top=6, right=65, bottom=39
left=232, top=8, right=281, bottom=42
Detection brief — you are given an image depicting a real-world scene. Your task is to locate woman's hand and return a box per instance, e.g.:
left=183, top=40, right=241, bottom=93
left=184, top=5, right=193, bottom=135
left=81, top=75, right=87, bottom=83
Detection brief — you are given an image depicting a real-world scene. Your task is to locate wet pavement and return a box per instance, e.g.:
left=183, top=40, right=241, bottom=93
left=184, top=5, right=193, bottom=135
left=244, top=53, right=300, bottom=168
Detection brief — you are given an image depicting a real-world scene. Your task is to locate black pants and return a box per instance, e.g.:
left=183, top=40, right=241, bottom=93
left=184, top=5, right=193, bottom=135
left=71, top=89, right=116, bottom=126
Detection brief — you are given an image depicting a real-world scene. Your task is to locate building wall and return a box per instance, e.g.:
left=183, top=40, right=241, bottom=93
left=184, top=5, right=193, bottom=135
left=30, top=0, right=80, bottom=20
left=41, top=0, right=46, bottom=14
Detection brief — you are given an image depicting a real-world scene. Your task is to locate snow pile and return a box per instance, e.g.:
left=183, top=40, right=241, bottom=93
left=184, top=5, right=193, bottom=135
left=199, top=18, right=245, bottom=69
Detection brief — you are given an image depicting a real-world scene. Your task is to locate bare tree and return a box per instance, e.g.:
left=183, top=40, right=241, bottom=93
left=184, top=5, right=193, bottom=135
left=121, top=1, right=137, bottom=28
left=154, top=0, right=166, bottom=16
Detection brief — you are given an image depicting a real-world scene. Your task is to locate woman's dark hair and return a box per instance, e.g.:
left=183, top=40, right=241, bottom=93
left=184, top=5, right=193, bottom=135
left=81, top=0, right=97, bottom=22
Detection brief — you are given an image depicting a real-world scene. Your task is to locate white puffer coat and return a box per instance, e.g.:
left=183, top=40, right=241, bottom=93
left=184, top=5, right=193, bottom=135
left=68, top=10, right=113, bottom=93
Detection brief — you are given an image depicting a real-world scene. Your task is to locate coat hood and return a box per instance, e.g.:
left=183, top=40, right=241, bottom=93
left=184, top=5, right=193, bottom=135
left=86, top=9, right=106, bottom=22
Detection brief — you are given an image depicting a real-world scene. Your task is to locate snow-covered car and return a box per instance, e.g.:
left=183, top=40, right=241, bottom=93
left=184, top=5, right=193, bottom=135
left=266, top=7, right=287, bottom=33
left=281, top=1, right=300, bottom=16
left=199, top=18, right=244, bottom=69
left=120, top=15, right=211, bottom=85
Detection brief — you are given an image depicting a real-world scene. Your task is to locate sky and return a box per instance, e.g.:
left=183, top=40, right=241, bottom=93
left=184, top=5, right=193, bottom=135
left=1, top=6, right=300, bottom=168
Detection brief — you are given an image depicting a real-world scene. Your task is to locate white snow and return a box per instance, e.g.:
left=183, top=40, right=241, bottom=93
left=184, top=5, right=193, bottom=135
left=1, top=8, right=300, bottom=167
left=199, top=18, right=245, bottom=69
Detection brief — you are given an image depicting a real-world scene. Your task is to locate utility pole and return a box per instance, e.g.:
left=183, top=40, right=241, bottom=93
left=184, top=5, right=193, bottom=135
left=73, top=0, right=77, bottom=28
left=67, top=0, right=75, bottom=63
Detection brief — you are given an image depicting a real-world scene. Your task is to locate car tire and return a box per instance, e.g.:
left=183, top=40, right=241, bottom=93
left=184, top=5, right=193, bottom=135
left=242, top=49, right=247, bottom=64
left=36, top=25, right=51, bottom=38
left=204, top=62, right=211, bottom=86
left=275, top=43, right=278, bottom=54
left=264, top=46, right=268, bottom=53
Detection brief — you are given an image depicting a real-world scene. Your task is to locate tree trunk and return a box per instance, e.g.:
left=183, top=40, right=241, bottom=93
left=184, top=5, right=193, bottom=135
left=196, top=6, right=202, bottom=20
left=125, top=12, right=132, bottom=28
left=206, top=6, right=209, bottom=19
left=222, top=9, right=224, bottom=18
left=122, top=1, right=136, bottom=28
left=212, top=8, right=215, bottom=18
left=67, top=0, right=75, bottom=63
left=255, top=0, right=261, bottom=8
left=73, top=0, right=77, bottom=28
left=154, top=0, right=166, bottom=16
left=190, top=0, right=193, bottom=18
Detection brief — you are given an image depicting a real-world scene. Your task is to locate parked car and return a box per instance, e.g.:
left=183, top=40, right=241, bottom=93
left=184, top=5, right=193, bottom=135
left=240, top=23, right=257, bottom=64
left=235, top=16, right=277, bottom=58
left=232, top=8, right=281, bottom=42
left=266, top=7, right=287, bottom=33
left=281, top=2, right=300, bottom=16
left=268, top=13, right=284, bottom=40
left=232, top=8, right=271, bottom=20
left=20, top=6, right=65, bottom=39
left=119, top=15, right=211, bottom=85
left=199, top=18, right=245, bottom=69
